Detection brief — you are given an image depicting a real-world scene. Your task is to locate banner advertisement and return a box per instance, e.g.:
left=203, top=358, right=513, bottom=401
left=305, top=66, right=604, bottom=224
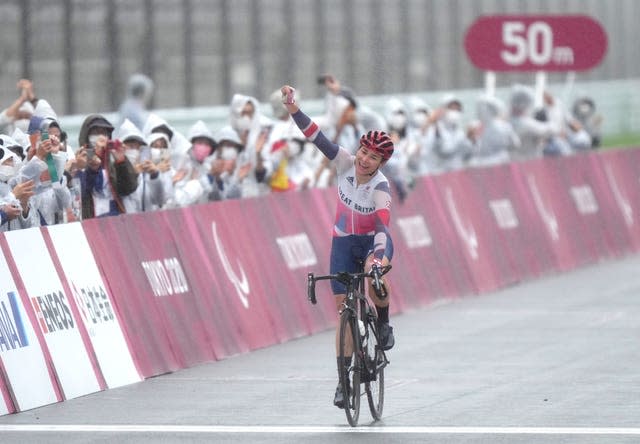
left=82, top=215, right=193, bottom=377
left=0, top=240, right=58, bottom=412
left=252, top=193, right=329, bottom=336
left=596, top=149, right=640, bottom=250
left=185, top=202, right=284, bottom=352
left=518, top=158, right=594, bottom=269
left=3, top=228, right=101, bottom=400
left=469, top=163, right=559, bottom=280
left=394, top=177, right=475, bottom=305
left=554, top=153, right=629, bottom=260
left=2, top=147, right=640, bottom=417
left=430, top=170, right=507, bottom=293
left=45, top=222, right=141, bottom=388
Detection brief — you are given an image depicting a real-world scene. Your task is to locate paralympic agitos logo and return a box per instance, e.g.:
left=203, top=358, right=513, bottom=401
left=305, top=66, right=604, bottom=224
left=30, top=290, right=75, bottom=334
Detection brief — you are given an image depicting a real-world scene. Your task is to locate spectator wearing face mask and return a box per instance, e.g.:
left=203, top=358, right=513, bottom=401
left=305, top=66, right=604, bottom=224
left=8, top=128, right=29, bottom=161
left=265, top=112, right=316, bottom=191
left=117, top=119, right=168, bottom=213
left=508, top=85, right=563, bottom=161
left=405, top=96, right=436, bottom=176
left=467, top=94, right=520, bottom=168
left=142, top=112, right=192, bottom=171
left=170, top=120, right=219, bottom=206
left=209, top=126, right=245, bottom=200
left=223, top=94, right=272, bottom=198
left=0, top=143, right=37, bottom=231
left=314, top=75, right=370, bottom=187
left=572, top=96, right=603, bottom=148
left=427, top=94, right=469, bottom=173
left=535, top=91, right=589, bottom=155
left=383, top=98, right=414, bottom=202
left=265, top=88, right=313, bottom=192
left=77, top=114, right=139, bottom=218
left=25, top=112, right=72, bottom=226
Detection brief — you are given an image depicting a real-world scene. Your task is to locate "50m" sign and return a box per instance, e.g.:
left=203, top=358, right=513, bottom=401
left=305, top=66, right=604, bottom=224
left=464, top=15, right=607, bottom=72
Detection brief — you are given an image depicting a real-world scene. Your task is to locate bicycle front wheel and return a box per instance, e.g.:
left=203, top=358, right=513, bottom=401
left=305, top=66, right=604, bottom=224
left=338, top=310, right=361, bottom=427
left=364, top=316, right=385, bottom=420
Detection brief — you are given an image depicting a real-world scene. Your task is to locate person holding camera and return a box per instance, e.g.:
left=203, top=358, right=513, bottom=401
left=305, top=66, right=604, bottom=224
left=23, top=115, right=72, bottom=226
left=76, top=114, right=139, bottom=218
left=0, top=139, right=37, bottom=231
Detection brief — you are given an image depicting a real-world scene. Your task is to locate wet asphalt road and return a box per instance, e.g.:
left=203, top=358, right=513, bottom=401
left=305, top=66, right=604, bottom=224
left=1, top=255, right=639, bottom=443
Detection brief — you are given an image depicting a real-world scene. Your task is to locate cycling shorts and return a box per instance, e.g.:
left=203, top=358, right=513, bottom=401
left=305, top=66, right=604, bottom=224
left=329, top=234, right=393, bottom=295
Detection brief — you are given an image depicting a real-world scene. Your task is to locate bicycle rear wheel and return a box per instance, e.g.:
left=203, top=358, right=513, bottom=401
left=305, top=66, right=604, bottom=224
left=338, top=310, right=361, bottom=427
left=364, top=316, right=385, bottom=420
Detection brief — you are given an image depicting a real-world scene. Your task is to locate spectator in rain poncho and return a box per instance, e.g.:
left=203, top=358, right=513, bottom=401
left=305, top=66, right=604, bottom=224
left=405, top=96, right=435, bottom=176
left=170, top=120, right=219, bottom=206
left=208, top=126, right=250, bottom=200
left=23, top=104, right=72, bottom=226
left=117, top=119, right=169, bottom=213
left=0, top=79, right=37, bottom=136
left=0, top=136, right=37, bottom=231
left=536, top=91, right=590, bottom=155
left=315, top=76, right=379, bottom=187
left=265, top=90, right=316, bottom=192
left=508, top=85, right=562, bottom=161
left=142, top=113, right=192, bottom=171
left=319, top=77, right=363, bottom=153
left=77, top=114, right=139, bottom=218
left=383, top=98, right=414, bottom=202
left=428, top=94, right=469, bottom=173
left=467, top=95, right=520, bottom=168
left=571, top=96, right=603, bottom=148
left=118, top=73, right=155, bottom=131
left=218, top=94, right=272, bottom=198
left=9, top=128, right=30, bottom=161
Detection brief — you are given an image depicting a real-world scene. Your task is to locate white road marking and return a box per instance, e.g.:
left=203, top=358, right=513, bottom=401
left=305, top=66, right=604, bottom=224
left=1, top=425, right=640, bottom=435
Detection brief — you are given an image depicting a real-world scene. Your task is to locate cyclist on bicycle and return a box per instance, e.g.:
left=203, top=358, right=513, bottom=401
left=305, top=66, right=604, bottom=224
left=281, top=85, right=395, bottom=408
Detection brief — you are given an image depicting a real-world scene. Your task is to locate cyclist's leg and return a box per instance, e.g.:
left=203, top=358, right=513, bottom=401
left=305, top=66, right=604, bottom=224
left=364, top=234, right=395, bottom=350
left=334, top=294, right=348, bottom=354
left=330, top=237, right=357, bottom=406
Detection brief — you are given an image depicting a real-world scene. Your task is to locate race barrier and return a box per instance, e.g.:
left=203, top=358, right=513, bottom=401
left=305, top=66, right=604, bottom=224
left=1, top=147, right=639, bottom=414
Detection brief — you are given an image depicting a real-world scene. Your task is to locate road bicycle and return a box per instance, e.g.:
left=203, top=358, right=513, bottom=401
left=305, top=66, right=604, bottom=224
left=307, top=262, right=392, bottom=427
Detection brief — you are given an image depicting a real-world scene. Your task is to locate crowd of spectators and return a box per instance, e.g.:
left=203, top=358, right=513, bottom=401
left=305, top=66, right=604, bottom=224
left=0, top=74, right=603, bottom=231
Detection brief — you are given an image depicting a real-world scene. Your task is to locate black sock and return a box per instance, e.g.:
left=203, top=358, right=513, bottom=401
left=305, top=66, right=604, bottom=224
left=376, top=305, right=389, bottom=324
left=337, top=356, right=352, bottom=371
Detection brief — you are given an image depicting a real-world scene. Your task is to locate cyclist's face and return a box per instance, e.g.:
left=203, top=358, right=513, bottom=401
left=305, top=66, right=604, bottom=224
left=355, top=146, right=383, bottom=176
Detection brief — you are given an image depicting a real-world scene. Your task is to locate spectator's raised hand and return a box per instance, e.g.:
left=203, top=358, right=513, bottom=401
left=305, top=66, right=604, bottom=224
left=36, top=138, right=53, bottom=160
left=74, top=148, right=88, bottom=170
left=12, top=179, right=34, bottom=211
left=280, top=85, right=298, bottom=114
left=172, top=168, right=188, bottom=184
left=1, top=203, right=22, bottom=221
left=49, top=133, right=61, bottom=154
left=209, top=158, right=225, bottom=178
left=16, top=79, right=34, bottom=101
left=140, top=159, right=158, bottom=175
left=64, top=158, right=79, bottom=176
left=237, top=162, right=252, bottom=181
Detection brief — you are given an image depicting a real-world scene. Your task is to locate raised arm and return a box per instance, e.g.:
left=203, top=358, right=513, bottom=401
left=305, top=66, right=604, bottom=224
left=280, top=85, right=339, bottom=161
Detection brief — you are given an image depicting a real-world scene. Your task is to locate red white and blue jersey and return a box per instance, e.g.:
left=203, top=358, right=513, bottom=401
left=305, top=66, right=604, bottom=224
left=292, top=109, right=392, bottom=260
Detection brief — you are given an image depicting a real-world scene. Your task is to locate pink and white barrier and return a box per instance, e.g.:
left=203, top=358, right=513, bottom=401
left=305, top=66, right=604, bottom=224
left=1, top=147, right=639, bottom=414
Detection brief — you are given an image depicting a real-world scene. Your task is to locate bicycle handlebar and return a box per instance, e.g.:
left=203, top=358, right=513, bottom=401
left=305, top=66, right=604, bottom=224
left=306, top=264, right=392, bottom=305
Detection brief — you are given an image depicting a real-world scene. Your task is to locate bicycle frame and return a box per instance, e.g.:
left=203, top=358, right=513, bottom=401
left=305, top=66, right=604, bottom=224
left=306, top=264, right=391, bottom=426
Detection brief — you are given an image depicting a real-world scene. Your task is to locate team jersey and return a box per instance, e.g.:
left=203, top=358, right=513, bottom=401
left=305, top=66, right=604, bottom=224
left=292, top=109, right=392, bottom=260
